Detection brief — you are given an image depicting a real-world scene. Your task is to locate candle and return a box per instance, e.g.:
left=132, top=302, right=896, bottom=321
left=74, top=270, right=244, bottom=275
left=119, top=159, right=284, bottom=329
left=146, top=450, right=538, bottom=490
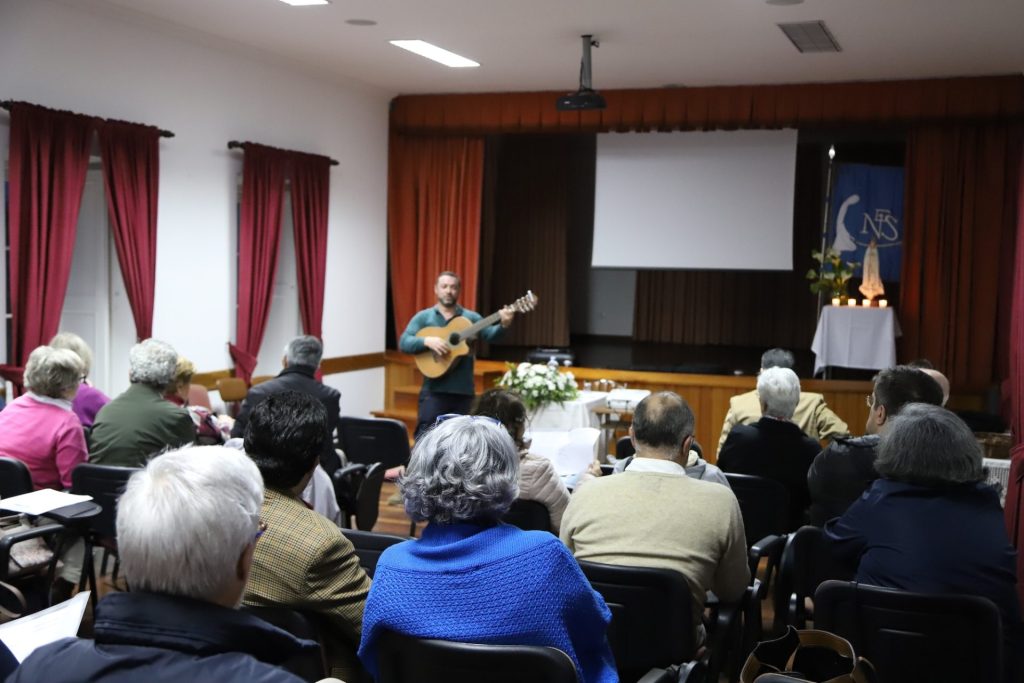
left=878, top=299, right=888, bottom=308
left=846, top=299, right=856, bottom=307
left=831, top=297, right=841, bottom=306
left=862, top=299, right=871, bottom=307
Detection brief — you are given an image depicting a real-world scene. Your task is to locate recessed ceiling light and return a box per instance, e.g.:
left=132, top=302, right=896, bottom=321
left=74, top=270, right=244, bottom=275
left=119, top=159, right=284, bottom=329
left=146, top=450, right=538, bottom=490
left=389, top=40, right=479, bottom=68
left=766, top=0, right=804, bottom=5
left=278, top=0, right=329, bottom=6
left=345, top=18, right=377, bottom=26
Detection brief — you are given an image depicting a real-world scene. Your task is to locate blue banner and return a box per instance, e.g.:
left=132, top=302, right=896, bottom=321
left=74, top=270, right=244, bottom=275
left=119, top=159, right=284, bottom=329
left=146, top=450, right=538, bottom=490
left=827, top=163, right=904, bottom=282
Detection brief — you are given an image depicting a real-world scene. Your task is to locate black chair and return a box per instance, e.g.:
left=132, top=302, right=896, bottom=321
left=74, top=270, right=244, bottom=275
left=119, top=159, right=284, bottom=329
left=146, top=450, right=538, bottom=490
left=243, top=605, right=327, bottom=682
left=723, top=473, right=789, bottom=589
left=772, top=525, right=853, bottom=632
left=814, top=580, right=1005, bottom=683
left=340, top=528, right=406, bottom=578
left=337, top=416, right=410, bottom=469
left=577, top=560, right=709, bottom=683
left=0, top=458, right=64, bottom=617
left=377, top=630, right=578, bottom=683
left=502, top=499, right=551, bottom=532
left=69, top=463, right=139, bottom=610
left=615, top=436, right=635, bottom=460
left=332, top=461, right=385, bottom=531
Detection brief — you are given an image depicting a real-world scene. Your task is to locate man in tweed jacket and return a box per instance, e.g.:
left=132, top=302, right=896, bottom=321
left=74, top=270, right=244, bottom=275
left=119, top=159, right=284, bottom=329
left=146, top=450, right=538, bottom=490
left=242, top=391, right=371, bottom=682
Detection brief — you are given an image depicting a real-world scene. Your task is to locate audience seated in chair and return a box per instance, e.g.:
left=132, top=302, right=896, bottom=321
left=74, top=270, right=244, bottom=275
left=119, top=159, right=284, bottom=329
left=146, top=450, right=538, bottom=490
left=824, top=403, right=1022, bottom=660
left=0, top=346, right=87, bottom=491
left=50, top=331, right=110, bottom=428
left=612, top=432, right=730, bottom=487
left=231, top=335, right=341, bottom=472
left=241, top=391, right=371, bottom=682
left=8, top=447, right=312, bottom=683
left=718, top=367, right=821, bottom=531
left=165, top=356, right=233, bottom=444
left=716, top=347, right=849, bottom=456
left=87, top=338, right=195, bottom=467
left=807, top=365, right=944, bottom=524
left=561, top=391, right=749, bottom=645
left=358, top=415, right=617, bottom=683
left=470, top=388, right=600, bottom=533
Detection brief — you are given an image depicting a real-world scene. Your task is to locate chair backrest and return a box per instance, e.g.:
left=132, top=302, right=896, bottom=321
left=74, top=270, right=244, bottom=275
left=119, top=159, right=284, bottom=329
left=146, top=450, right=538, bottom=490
left=377, top=630, right=578, bottom=683
left=724, top=472, right=790, bottom=545
left=0, top=457, right=34, bottom=499
left=337, top=416, right=410, bottom=468
left=70, top=464, right=139, bottom=539
left=615, top=436, right=635, bottom=459
left=354, top=462, right=385, bottom=531
left=502, top=499, right=551, bottom=532
left=340, top=528, right=407, bottom=578
left=814, top=580, right=1004, bottom=683
left=187, top=383, right=212, bottom=410
left=242, top=605, right=327, bottom=681
left=577, top=559, right=696, bottom=682
left=216, top=377, right=248, bottom=403
left=773, top=525, right=854, bottom=630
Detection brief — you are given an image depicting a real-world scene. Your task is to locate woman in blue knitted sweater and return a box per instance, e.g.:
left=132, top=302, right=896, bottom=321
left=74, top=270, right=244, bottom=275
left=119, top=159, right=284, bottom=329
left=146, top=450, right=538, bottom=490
left=357, top=415, right=617, bottom=683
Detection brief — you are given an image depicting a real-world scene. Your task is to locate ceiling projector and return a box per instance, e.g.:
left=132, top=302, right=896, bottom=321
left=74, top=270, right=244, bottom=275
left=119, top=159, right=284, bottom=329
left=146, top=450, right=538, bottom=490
left=556, top=35, right=606, bottom=112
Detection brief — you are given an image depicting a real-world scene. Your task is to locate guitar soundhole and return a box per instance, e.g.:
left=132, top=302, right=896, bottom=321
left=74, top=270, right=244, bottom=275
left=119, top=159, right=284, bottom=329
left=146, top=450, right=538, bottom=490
left=448, top=332, right=461, bottom=345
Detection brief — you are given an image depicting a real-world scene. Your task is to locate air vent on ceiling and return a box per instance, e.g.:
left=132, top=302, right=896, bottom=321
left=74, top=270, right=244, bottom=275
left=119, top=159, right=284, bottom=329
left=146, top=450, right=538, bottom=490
left=777, top=21, right=841, bottom=53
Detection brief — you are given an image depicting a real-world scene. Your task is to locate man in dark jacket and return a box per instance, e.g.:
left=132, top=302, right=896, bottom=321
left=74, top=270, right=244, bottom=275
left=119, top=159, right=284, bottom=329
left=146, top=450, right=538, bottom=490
left=231, top=335, right=341, bottom=470
left=8, top=446, right=311, bottom=683
left=807, top=365, right=944, bottom=524
left=718, top=367, right=821, bottom=531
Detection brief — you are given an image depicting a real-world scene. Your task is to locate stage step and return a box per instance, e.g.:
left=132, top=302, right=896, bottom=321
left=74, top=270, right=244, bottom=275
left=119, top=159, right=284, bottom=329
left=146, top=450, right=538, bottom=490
left=393, top=385, right=420, bottom=411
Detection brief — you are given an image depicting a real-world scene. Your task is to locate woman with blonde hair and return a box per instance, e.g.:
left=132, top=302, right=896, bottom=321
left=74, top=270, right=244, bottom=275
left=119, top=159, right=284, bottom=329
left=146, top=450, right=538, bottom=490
left=49, top=331, right=110, bottom=428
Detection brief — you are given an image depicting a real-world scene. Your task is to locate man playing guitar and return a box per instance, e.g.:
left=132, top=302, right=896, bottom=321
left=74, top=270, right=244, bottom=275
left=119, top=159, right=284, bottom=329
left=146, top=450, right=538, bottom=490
left=400, top=271, right=514, bottom=438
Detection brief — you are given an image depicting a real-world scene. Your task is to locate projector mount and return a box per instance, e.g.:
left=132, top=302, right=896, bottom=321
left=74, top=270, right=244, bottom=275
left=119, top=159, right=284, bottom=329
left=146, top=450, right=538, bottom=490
left=556, top=34, right=607, bottom=111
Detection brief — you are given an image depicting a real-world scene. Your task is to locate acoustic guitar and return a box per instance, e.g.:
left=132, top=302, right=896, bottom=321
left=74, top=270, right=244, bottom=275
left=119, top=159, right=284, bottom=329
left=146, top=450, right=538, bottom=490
left=415, top=291, right=539, bottom=379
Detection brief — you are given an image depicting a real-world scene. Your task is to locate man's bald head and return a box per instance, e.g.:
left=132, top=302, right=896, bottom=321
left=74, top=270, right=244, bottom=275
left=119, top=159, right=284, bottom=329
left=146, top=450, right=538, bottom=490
left=920, top=368, right=950, bottom=406
left=632, top=391, right=695, bottom=451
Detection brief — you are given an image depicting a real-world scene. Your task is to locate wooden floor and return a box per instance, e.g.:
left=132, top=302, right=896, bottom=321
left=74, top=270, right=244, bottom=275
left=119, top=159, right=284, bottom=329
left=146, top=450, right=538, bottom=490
left=371, top=481, right=419, bottom=537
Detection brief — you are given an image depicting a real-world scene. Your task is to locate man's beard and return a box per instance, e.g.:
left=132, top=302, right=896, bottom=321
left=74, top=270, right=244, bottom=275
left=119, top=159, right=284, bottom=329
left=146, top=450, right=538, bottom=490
left=439, top=295, right=456, bottom=306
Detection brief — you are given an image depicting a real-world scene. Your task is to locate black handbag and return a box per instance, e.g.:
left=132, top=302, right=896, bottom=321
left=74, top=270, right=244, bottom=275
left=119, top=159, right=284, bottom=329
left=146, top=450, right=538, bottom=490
left=740, top=627, right=878, bottom=683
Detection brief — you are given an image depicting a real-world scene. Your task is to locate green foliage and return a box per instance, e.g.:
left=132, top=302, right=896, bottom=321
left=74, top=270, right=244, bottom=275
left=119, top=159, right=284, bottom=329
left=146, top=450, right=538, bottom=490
left=806, top=248, right=861, bottom=298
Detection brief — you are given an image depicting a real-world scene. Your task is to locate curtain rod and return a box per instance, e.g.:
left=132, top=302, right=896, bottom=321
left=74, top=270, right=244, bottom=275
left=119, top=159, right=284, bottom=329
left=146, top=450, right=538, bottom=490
left=0, top=100, right=174, bottom=138
left=227, top=140, right=339, bottom=166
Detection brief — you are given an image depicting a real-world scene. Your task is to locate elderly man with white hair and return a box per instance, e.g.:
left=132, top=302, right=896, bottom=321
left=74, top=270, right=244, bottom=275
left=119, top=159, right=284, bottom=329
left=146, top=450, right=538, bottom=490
left=88, top=338, right=195, bottom=467
left=718, top=366, right=823, bottom=531
left=8, top=447, right=312, bottom=682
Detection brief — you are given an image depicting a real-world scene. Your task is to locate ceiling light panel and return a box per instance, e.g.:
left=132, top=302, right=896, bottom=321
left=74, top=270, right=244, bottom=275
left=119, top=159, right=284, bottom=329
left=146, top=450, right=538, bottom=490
left=778, top=21, right=842, bottom=53
left=389, top=40, right=479, bottom=68
left=278, top=0, right=329, bottom=6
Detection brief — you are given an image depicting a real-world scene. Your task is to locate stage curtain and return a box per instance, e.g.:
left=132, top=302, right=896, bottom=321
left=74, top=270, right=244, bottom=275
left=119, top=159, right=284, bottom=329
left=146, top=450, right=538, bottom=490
left=478, top=135, right=586, bottom=347
left=98, top=120, right=161, bottom=341
left=290, top=151, right=331, bottom=340
left=899, top=124, right=1023, bottom=390
left=1003, top=140, right=1024, bottom=607
left=230, top=143, right=287, bottom=382
left=0, top=103, right=93, bottom=392
left=633, top=144, right=822, bottom=349
left=391, top=75, right=1024, bottom=135
left=388, top=135, right=484, bottom=343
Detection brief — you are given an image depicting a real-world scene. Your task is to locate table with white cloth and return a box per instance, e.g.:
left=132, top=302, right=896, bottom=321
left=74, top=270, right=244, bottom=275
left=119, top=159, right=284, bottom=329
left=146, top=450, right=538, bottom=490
left=526, top=391, right=608, bottom=430
left=811, top=305, right=901, bottom=375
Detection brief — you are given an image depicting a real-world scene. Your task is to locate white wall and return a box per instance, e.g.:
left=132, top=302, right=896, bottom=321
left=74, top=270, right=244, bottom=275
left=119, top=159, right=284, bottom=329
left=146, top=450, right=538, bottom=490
left=0, top=0, right=390, bottom=416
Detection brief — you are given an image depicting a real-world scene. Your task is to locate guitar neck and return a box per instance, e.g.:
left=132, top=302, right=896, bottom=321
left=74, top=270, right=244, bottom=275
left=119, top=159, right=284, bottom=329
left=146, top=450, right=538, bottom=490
left=458, top=311, right=503, bottom=341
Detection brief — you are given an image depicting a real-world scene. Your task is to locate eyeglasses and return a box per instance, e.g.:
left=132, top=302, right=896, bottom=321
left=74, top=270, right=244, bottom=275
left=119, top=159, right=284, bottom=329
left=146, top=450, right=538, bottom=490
left=254, top=520, right=268, bottom=542
left=434, top=413, right=502, bottom=427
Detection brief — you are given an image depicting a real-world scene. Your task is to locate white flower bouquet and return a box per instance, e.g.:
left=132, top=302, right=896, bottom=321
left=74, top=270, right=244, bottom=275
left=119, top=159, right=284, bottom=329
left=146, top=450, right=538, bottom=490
left=496, top=362, right=579, bottom=411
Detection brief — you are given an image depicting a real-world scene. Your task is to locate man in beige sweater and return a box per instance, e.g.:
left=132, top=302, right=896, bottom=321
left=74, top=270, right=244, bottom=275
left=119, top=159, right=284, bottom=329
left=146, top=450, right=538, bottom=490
left=561, top=392, right=749, bottom=640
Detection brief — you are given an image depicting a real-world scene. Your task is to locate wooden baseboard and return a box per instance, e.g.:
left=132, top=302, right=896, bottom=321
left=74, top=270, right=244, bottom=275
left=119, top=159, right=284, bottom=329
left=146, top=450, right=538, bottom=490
left=192, top=352, right=387, bottom=389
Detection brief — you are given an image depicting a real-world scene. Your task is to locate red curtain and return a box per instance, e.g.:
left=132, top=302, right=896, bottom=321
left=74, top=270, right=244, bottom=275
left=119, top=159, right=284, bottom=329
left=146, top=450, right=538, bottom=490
left=388, top=135, right=484, bottom=342
left=0, top=103, right=93, bottom=391
left=230, top=143, right=287, bottom=382
left=391, top=75, right=1024, bottom=135
left=1005, top=140, right=1024, bottom=608
left=290, top=152, right=331, bottom=339
left=98, top=120, right=161, bottom=341
left=899, top=124, right=1023, bottom=391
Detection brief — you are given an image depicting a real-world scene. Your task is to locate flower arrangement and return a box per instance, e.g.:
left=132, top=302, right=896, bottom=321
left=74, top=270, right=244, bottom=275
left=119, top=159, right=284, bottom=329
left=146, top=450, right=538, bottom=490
left=806, top=248, right=861, bottom=301
left=496, top=362, right=579, bottom=411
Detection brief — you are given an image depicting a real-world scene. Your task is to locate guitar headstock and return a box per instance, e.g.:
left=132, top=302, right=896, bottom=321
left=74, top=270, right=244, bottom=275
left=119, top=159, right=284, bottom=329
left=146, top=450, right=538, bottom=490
left=511, top=290, right=538, bottom=314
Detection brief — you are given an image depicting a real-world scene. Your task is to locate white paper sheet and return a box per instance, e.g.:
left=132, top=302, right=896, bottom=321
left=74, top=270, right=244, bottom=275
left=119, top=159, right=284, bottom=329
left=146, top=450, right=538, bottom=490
left=0, top=592, right=90, bottom=662
left=0, top=490, right=93, bottom=516
left=526, top=428, right=600, bottom=476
